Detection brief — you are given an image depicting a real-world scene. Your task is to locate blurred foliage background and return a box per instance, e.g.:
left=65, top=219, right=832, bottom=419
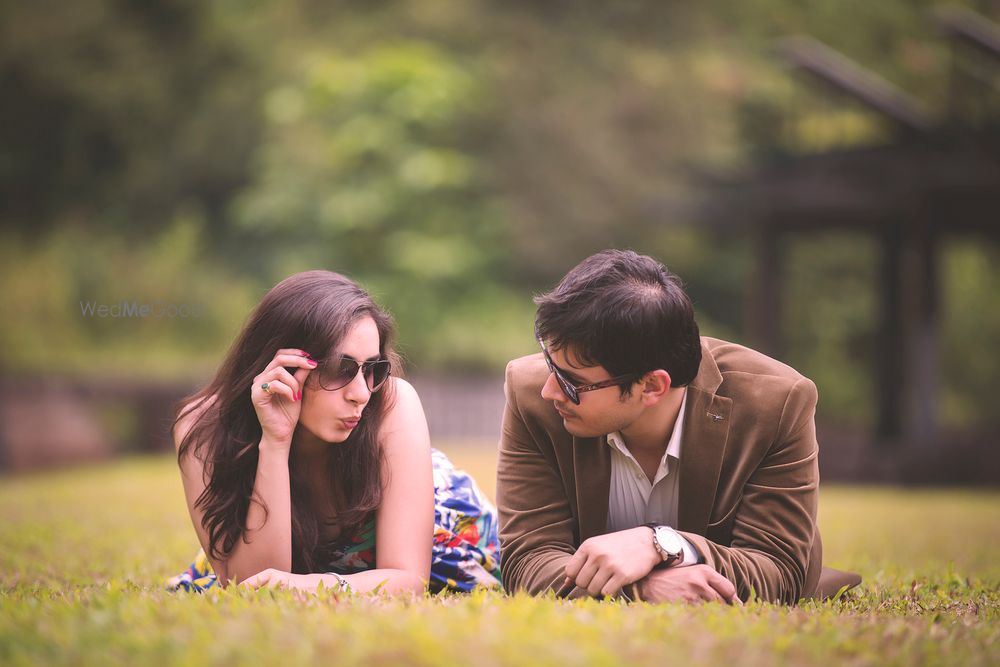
left=1, top=0, right=998, bottom=433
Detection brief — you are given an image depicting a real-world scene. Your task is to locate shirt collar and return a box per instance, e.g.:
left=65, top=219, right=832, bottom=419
left=606, top=389, right=688, bottom=471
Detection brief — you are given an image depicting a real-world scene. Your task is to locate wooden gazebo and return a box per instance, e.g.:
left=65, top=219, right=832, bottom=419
left=700, top=8, right=1000, bottom=481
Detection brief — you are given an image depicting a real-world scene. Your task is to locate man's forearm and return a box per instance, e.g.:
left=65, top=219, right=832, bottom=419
left=682, top=378, right=819, bottom=603
left=502, top=546, right=595, bottom=598
left=680, top=532, right=805, bottom=603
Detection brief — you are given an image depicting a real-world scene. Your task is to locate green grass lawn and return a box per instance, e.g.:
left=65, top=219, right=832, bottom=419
left=1, top=445, right=997, bottom=667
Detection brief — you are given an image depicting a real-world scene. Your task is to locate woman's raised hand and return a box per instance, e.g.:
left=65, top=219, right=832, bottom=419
left=251, top=349, right=318, bottom=447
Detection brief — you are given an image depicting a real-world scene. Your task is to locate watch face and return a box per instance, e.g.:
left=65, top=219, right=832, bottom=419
left=655, top=527, right=684, bottom=556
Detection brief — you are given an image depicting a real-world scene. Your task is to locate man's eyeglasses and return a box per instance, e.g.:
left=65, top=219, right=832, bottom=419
left=537, top=337, right=639, bottom=405
left=313, top=357, right=391, bottom=393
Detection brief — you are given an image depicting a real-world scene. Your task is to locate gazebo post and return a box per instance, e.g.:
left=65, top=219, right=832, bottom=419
left=901, top=218, right=940, bottom=444
left=876, top=224, right=905, bottom=444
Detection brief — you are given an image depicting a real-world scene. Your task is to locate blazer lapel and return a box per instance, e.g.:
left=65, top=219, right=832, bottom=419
left=574, top=435, right=611, bottom=541
left=677, top=342, right=732, bottom=534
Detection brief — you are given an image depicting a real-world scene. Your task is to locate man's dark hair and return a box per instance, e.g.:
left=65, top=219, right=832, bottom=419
left=534, top=249, right=702, bottom=392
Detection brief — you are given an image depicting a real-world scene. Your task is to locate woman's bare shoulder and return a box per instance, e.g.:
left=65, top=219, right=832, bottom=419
left=173, top=393, right=218, bottom=453
left=380, top=378, right=429, bottom=443
left=390, top=377, right=420, bottom=405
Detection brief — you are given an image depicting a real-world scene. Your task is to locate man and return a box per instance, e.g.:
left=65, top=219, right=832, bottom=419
left=496, top=249, right=860, bottom=604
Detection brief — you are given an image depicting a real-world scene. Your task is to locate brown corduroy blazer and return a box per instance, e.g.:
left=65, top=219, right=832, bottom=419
left=496, top=337, right=826, bottom=604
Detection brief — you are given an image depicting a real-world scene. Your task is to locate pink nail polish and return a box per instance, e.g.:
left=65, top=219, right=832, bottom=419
left=307, top=359, right=318, bottom=366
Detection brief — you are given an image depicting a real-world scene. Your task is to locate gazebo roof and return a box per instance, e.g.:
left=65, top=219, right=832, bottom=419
left=700, top=7, right=1000, bottom=237
left=700, top=132, right=1000, bottom=234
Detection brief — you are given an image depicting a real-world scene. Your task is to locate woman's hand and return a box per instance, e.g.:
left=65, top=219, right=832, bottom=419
left=241, top=568, right=422, bottom=596
left=251, top=348, right=318, bottom=447
left=241, top=568, right=316, bottom=591
left=240, top=569, right=350, bottom=593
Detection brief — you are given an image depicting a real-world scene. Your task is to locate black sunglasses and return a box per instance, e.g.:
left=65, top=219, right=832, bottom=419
left=313, top=357, right=391, bottom=393
left=537, top=337, right=639, bottom=405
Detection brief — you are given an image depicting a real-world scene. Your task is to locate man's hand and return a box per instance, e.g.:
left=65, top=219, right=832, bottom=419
left=564, top=527, right=660, bottom=597
left=637, top=564, right=741, bottom=605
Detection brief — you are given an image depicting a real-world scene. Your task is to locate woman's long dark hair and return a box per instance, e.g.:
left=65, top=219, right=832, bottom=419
left=175, top=270, right=400, bottom=573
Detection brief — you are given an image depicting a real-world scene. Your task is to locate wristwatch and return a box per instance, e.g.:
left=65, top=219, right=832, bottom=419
left=643, top=523, right=685, bottom=568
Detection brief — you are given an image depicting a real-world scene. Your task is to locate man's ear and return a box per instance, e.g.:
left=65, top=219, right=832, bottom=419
left=639, top=369, right=672, bottom=405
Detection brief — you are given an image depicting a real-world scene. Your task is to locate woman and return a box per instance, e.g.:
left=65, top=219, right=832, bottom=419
left=168, top=270, right=500, bottom=594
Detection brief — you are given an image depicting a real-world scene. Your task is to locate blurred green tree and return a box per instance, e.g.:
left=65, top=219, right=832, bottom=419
left=232, top=42, right=534, bottom=370
left=0, top=0, right=995, bottom=431
left=0, top=0, right=263, bottom=239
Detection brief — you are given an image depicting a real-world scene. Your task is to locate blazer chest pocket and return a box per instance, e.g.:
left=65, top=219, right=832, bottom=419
left=705, top=501, right=741, bottom=545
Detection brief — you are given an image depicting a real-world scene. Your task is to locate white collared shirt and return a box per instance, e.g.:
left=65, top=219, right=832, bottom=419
left=605, top=391, right=701, bottom=565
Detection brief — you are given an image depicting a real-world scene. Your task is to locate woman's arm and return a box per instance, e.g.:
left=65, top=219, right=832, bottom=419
left=174, top=396, right=230, bottom=581
left=175, top=349, right=315, bottom=586
left=345, top=378, right=433, bottom=593
left=174, top=398, right=294, bottom=587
